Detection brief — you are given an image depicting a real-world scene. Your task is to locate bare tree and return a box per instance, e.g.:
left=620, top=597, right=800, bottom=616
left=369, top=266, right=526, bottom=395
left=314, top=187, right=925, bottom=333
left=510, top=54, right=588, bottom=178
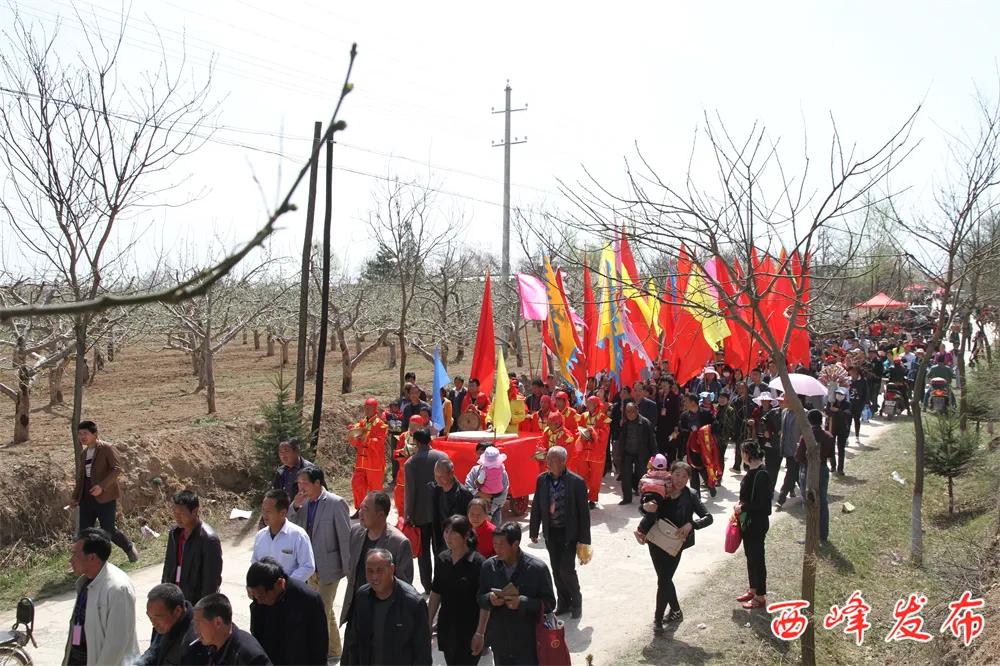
left=162, top=268, right=280, bottom=414
left=538, top=109, right=917, bottom=665
left=0, top=10, right=216, bottom=474
left=888, top=82, right=1000, bottom=567
left=366, top=178, right=451, bottom=392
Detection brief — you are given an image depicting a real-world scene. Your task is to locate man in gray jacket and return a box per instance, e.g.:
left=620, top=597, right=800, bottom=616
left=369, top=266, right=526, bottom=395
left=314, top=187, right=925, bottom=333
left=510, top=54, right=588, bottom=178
left=777, top=396, right=803, bottom=508
left=289, top=466, right=352, bottom=659
left=340, top=491, right=414, bottom=633
left=403, top=428, right=447, bottom=591
left=63, top=528, right=139, bottom=666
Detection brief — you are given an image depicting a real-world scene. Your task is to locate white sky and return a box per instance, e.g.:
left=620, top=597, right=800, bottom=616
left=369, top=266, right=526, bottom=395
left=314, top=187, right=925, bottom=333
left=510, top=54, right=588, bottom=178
left=2, top=0, right=1000, bottom=277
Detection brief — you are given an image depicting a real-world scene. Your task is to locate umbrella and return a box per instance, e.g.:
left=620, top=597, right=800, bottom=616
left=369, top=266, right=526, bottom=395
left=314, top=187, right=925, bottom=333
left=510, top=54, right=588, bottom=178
left=768, top=373, right=828, bottom=397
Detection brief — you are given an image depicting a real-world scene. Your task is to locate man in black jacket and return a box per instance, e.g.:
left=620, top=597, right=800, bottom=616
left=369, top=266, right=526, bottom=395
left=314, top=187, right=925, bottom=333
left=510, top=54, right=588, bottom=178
left=404, top=429, right=447, bottom=592
left=848, top=366, right=870, bottom=443
left=342, top=548, right=432, bottom=665
left=430, top=458, right=474, bottom=556
left=272, top=438, right=313, bottom=504
left=473, top=522, right=556, bottom=665
left=162, top=490, right=223, bottom=604
left=616, top=402, right=656, bottom=504
left=246, top=558, right=328, bottom=665
left=139, top=584, right=202, bottom=666
left=529, top=446, right=591, bottom=618
left=188, top=593, right=271, bottom=665
left=633, top=383, right=659, bottom=435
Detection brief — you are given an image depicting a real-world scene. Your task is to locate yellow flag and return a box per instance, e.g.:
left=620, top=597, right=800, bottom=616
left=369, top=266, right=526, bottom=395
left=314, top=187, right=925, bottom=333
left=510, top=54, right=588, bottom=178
left=684, top=266, right=731, bottom=349
left=490, top=348, right=512, bottom=433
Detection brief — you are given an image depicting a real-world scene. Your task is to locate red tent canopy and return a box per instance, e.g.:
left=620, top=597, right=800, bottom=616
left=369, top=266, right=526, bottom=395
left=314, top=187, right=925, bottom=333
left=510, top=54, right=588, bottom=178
left=903, top=283, right=927, bottom=292
left=854, top=292, right=908, bottom=309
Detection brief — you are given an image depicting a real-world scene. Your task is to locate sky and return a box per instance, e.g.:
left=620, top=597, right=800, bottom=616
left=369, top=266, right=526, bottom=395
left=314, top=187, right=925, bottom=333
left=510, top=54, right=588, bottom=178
left=2, top=0, right=1000, bottom=278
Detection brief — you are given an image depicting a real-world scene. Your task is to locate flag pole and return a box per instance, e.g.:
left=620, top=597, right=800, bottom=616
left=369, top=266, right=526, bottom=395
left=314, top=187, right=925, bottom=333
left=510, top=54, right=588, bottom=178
left=523, top=321, right=534, bottom=378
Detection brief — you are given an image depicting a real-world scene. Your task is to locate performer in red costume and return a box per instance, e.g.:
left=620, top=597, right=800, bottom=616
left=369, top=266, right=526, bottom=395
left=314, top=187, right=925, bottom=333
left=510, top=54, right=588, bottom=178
left=349, top=398, right=388, bottom=511
left=578, top=395, right=612, bottom=507
left=392, top=415, right=426, bottom=515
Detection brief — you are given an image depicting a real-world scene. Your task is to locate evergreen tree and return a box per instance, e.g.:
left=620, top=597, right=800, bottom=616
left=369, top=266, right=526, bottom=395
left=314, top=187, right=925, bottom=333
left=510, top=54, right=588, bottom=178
left=253, top=373, right=310, bottom=488
left=924, top=413, right=979, bottom=514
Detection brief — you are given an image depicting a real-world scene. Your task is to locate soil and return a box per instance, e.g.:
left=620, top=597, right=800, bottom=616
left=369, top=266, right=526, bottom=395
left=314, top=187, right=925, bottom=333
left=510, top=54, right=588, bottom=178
left=0, top=337, right=442, bottom=545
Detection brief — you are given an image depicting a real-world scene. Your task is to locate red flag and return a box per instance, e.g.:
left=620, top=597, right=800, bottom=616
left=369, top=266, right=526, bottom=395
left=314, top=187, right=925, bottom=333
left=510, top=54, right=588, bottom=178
left=583, top=259, right=608, bottom=379
left=469, top=273, right=496, bottom=394
left=786, top=251, right=811, bottom=366
left=714, top=257, right=751, bottom=373
left=618, top=232, right=660, bottom=361
left=672, top=245, right=714, bottom=385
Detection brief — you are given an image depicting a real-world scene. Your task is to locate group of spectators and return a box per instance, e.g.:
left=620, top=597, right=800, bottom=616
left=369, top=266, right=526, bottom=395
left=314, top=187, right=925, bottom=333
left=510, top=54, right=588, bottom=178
left=61, top=311, right=972, bottom=665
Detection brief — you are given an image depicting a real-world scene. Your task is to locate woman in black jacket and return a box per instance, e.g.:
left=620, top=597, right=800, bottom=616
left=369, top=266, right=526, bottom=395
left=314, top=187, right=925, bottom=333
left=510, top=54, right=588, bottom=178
left=735, top=440, right=772, bottom=609
left=633, top=461, right=713, bottom=633
left=428, top=515, right=484, bottom=665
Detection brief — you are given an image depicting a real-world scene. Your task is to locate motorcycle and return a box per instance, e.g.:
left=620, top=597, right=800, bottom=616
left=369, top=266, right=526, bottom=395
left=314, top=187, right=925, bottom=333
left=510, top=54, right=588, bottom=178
left=881, top=382, right=906, bottom=419
left=928, top=378, right=951, bottom=414
left=0, top=598, right=35, bottom=666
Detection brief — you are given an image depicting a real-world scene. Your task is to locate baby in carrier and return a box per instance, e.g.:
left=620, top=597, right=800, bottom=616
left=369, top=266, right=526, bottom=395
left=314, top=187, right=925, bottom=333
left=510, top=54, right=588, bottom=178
left=639, top=453, right=673, bottom=515
left=472, top=446, right=507, bottom=500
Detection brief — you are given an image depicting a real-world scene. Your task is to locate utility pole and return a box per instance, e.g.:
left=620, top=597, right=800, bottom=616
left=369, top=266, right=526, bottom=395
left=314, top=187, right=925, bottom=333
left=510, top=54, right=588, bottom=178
left=492, top=81, right=527, bottom=364
left=311, top=135, right=334, bottom=448
left=294, top=121, right=321, bottom=404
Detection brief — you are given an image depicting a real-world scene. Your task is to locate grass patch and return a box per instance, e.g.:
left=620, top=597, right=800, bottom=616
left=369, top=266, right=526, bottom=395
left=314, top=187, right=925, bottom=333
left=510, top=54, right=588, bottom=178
left=616, top=419, right=1000, bottom=666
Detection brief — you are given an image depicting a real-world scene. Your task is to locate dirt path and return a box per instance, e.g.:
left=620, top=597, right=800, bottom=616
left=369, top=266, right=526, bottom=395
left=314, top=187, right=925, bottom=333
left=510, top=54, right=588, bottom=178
left=1, top=417, right=893, bottom=665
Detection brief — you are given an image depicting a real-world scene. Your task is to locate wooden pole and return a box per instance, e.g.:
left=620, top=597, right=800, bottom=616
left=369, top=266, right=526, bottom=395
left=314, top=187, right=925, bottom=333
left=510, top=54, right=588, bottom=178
left=311, top=137, right=334, bottom=447
left=294, top=121, right=322, bottom=403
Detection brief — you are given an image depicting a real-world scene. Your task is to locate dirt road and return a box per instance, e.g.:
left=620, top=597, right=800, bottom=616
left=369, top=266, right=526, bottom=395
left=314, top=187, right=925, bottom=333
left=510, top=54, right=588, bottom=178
left=2, top=418, right=891, bottom=665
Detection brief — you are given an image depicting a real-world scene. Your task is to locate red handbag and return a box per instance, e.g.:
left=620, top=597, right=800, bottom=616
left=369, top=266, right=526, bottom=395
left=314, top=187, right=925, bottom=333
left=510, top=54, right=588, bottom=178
left=396, top=517, right=422, bottom=559
left=535, top=611, right=571, bottom=665
left=724, top=518, right=742, bottom=554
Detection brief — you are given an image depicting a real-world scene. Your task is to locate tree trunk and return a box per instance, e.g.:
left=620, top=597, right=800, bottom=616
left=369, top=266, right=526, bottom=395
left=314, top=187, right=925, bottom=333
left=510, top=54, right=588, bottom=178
left=386, top=341, right=397, bottom=369
left=280, top=340, right=290, bottom=366
left=204, top=295, right=216, bottom=414
left=453, top=338, right=465, bottom=364
left=397, top=330, right=407, bottom=394
left=948, top=475, right=954, bottom=515
left=253, top=329, right=261, bottom=350
left=354, top=334, right=362, bottom=358
left=307, top=336, right=318, bottom=379
left=339, top=330, right=354, bottom=395
left=49, top=357, right=69, bottom=406
left=71, top=321, right=88, bottom=486
left=242, top=329, right=248, bottom=345
left=5, top=338, right=30, bottom=443
left=957, top=319, right=969, bottom=431
left=88, top=346, right=104, bottom=386
left=266, top=332, right=275, bottom=357
left=106, top=332, right=115, bottom=362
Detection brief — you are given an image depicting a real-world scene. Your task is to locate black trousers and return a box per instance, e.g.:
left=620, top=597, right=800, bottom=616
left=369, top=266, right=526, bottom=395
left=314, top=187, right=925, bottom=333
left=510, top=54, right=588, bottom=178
left=688, top=467, right=711, bottom=494
left=546, top=528, right=581, bottom=610
left=647, top=542, right=683, bottom=620
left=779, top=456, right=800, bottom=499
left=620, top=454, right=644, bottom=502
left=78, top=496, right=133, bottom=554
left=763, top=445, right=782, bottom=495
left=834, top=434, right=848, bottom=473
left=417, top=523, right=434, bottom=592
left=743, top=518, right=769, bottom=594
left=851, top=412, right=862, bottom=437
left=442, top=646, right=481, bottom=665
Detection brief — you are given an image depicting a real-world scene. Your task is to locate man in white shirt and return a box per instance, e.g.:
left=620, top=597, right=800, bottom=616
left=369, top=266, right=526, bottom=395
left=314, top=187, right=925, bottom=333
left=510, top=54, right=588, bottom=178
left=251, top=489, right=315, bottom=582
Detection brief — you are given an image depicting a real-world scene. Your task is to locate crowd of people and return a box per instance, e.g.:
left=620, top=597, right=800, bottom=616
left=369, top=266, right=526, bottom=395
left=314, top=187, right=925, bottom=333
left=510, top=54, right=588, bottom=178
left=59, top=311, right=968, bottom=665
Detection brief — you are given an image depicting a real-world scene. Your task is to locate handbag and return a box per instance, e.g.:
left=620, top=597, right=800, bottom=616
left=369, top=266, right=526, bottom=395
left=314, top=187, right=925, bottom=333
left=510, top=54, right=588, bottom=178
left=724, top=518, right=742, bottom=554
left=396, top=517, right=422, bottom=559
left=535, top=611, right=571, bottom=665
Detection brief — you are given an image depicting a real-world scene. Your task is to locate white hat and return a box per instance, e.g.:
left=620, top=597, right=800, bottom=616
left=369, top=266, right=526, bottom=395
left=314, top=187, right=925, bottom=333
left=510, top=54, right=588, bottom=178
left=753, top=392, right=774, bottom=405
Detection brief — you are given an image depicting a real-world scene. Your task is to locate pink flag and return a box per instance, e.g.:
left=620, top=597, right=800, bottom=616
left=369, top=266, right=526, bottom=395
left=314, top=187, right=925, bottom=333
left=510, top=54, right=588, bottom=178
left=517, top=273, right=549, bottom=321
